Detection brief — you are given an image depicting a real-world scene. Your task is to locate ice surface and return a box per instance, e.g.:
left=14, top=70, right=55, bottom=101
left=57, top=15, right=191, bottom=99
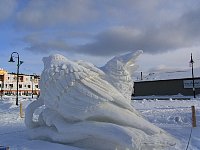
left=25, top=51, right=181, bottom=150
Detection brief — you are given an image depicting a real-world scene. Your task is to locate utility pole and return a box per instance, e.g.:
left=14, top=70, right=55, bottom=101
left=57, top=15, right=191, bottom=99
left=189, top=53, right=196, bottom=98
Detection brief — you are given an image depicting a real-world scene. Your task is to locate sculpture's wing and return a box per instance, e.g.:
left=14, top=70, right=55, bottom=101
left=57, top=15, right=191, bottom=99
left=40, top=54, right=136, bottom=121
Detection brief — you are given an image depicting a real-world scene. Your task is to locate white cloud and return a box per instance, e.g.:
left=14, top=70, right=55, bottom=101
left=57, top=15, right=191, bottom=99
left=136, top=47, right=200, bottom=73
left=22, top=32, right=71, bottom=53
left=0, top=0, right=17, bottom=22
left=6, top=0, right=200, bottom=58
left=16, top=0, right=98, bottom=29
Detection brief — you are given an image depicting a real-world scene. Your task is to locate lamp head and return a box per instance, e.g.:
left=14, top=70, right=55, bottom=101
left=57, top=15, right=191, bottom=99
left=8, top=56, right=15, bottom=63
left=190, top=53, right=194, bottom=64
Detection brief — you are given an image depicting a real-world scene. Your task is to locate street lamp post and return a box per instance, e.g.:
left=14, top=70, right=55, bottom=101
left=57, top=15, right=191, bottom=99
left=31, top=73, right=36, bottom=99
left=31, top=78, right=33, bottom=98
left=189, top=53, right=196, bottom=98
left=8, top=52, right=23, bottom=105
left=0, top=81, right=3, bottom=99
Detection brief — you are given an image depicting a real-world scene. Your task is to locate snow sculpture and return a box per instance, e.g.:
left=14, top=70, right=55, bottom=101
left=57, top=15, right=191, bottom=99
left=25, top=50, right=181, bottom=150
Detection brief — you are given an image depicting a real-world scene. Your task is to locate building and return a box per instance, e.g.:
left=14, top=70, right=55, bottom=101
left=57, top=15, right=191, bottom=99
left=133, top=77, right=200, bottom=97
left=0, top=69, right=40, bottom=96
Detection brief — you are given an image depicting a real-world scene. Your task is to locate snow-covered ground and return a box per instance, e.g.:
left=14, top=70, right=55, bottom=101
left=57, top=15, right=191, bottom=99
left=0, top=96, right=199, bottom=150
left=132, top=98, right=200, bottom=150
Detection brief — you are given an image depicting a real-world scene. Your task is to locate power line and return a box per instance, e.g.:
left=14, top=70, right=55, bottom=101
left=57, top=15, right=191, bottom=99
left=185, top=127, right=193, bottom=150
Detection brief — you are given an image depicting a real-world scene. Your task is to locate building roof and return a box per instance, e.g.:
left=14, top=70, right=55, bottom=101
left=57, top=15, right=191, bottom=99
left=134, top=67, right=200, bottom=82
left=0, top=69, right=8, bottom=75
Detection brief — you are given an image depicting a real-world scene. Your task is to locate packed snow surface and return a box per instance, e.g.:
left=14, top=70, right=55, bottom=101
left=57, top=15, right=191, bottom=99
left=23, top=51, right=181, bottom=150
left=0, top=97, right=200, bottom=149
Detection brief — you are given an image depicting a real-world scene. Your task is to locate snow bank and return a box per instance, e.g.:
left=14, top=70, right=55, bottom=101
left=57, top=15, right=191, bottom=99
left=25, top=51, right=181, bottom=150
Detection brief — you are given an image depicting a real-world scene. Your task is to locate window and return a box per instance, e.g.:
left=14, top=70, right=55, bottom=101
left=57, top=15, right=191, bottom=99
left=19, top=76, right=23, bottom=82
left=28, top=85, right=31, bottom=88
left=19, top=84, right=22, bottom=88
left=35, top=85, right=39, bottom=88
left=9, top=84, right=13, bottom=88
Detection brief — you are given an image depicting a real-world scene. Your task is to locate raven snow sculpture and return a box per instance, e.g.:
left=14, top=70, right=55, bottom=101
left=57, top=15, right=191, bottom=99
left=25, top=50, right=181, bottom=150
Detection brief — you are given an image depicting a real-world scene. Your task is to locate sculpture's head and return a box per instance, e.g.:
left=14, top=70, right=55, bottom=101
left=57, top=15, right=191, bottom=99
left=103, top=50, right=143, bottom=77
left=42, top=54, right=69, bottom=69
left=102, top=50, right=143, bottom=100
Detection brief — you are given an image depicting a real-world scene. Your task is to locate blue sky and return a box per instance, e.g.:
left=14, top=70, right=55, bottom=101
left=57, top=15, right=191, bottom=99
left=0, top=0, right=200, bottom=76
